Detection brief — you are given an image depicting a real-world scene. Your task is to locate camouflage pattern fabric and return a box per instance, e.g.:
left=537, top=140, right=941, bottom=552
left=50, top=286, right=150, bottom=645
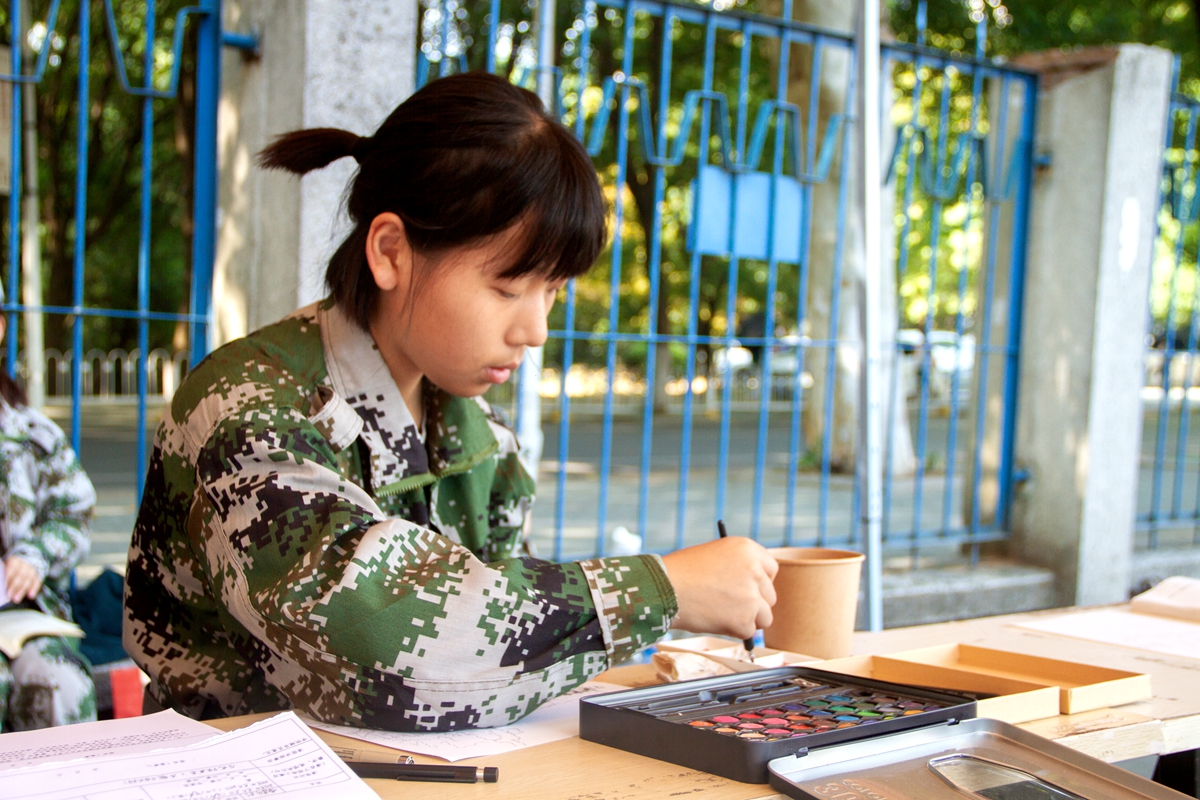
left=0, top=399, right=97, bottom=730
left=124, top=300, right=678, bottom=730
left=0, top=636, right=96, bottom=731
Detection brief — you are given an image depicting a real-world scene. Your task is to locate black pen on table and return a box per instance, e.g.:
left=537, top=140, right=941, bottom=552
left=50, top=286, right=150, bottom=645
left=716, top=519, right=757, bottom=661
left=346, top=761, right=499, bottom=783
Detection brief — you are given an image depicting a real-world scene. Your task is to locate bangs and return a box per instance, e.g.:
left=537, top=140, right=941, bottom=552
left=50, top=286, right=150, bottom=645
left=488, top=113, right=608, bottom=282
left=318, top=72, right=609, bottom=330
left=498, top=197, right=608, bottom=284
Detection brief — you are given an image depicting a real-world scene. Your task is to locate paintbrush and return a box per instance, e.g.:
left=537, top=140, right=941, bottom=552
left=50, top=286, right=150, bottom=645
left=716, top=519, right=757, bottom=661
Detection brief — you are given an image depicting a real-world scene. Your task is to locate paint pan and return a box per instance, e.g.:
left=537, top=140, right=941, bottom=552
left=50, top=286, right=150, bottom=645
left=580, top=665, right=975, bottom=784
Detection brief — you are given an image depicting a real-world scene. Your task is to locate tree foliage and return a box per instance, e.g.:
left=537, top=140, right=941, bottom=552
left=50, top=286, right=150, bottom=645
left=887, top=0, right=1200, bottom=336
left=2, top=0, right=195, bottom=356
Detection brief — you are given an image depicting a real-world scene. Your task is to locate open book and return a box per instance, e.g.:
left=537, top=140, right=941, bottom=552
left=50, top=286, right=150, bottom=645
left=0, top=609, right=84, bottom=658
left=0, top=561, right=84, bottom=658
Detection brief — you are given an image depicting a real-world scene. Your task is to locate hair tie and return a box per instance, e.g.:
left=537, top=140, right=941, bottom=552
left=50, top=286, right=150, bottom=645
left=351, top=135, right=374, bottom=163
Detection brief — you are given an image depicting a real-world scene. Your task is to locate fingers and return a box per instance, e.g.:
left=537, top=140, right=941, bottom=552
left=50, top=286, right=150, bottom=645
left=8, top=571, right=32, bottom=602
left=754, top=601, right=774, bottom=633
left=4, top=557, right=42, bottom=603
left=758, top=570, right=777, bottom=608
left=760, top=549, right=779, bottom=581
left=661, top=537, right=779, bottom=639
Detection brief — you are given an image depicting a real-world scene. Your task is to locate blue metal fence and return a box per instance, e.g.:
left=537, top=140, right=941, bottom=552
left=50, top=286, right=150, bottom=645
left=0, top=1, right=249, bottom=504
left=1140, top=62, right=1200, bottom=548
left=880, top=14, right=1036, bottom=562
left=419, top=0, right=1036, bottom=565
left=0, top=0, right=1038, bottom=573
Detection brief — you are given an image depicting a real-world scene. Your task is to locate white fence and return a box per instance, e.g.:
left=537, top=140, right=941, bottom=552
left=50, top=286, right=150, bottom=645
left=9, top=349, right=190, bottom=401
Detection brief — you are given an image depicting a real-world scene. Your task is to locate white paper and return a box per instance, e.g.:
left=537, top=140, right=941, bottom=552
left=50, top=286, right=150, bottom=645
left=0, top=609, right=85, bottom=658
left=1131, top=575, right=1200, bottom=623
left=2, top=712, right=377, bottom=800
left=304, top=680, right=626, bottom=762
left=0, top=709, right=219, bottom=771
left=1017, top=607, right=1200, bottom=661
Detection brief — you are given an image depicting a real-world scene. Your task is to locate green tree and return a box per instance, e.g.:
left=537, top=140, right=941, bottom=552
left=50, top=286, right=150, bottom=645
left=2, top=0, right=196, bottom=360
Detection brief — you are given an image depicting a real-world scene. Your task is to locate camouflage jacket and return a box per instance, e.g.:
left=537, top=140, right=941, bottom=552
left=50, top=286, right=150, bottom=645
left=124, top=300, right=677, bottom=730
left=0, top=399, right=94, bottom=622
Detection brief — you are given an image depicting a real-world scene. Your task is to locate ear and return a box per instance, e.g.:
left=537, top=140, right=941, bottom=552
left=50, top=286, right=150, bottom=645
left=365, top=213, right=412, bottom=294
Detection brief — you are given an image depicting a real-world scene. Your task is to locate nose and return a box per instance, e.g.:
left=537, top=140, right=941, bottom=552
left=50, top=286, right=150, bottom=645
left=510, top=291, right=550, bottom=349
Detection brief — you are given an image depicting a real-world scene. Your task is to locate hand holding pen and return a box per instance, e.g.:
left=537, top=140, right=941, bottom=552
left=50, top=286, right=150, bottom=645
left=658, top=523, right=778, bottom=641
left=717, top=520, right=759, bottom=660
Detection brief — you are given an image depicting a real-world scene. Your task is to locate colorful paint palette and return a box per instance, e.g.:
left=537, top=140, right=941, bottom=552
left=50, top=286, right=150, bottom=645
left=639, top=680, right=948, bottom=743
left=676, top=686, right=945, bottom=748
left=580, top=666, right=976, bottom=784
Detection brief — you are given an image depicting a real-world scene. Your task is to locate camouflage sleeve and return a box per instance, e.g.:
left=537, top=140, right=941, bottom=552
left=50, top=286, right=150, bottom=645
left=193, top=406, right=677, bottom=730
left=4, top=413, right=94, bottom=583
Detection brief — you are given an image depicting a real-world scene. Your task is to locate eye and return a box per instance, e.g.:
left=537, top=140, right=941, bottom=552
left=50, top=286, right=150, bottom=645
left=494, top=287, right=519, bottom=300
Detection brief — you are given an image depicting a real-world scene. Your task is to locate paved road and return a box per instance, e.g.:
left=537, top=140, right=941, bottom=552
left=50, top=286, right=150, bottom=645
left=66, top=403, right=975, bottom=579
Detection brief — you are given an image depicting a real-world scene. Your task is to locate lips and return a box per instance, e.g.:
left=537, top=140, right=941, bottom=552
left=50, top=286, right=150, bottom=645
left=484, top=363, right=520, bottom=384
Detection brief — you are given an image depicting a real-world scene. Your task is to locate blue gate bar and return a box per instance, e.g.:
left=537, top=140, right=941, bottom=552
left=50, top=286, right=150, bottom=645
left=593, top=7, right=638, bottom=558
left=553, top=281, right=576, bottom=562
left=910, top=67, right=954, bottom=556
left=190, top=0, right=220, bottom=372
left=995, top=73, right=1038, bottom=531
left=636, top=7, right=675, bottom=547
left=717, top=21, right=750, bottom=530
left=940, top=18, right=986, bottom=539
left=70, top=0, right=91, bottom=451
left=880, top=45, right=924, bottom=548
left=969, top=74, right=1013, bottom=540
left=677, top=15, right=717, bottom=549
left=136, top=1, right=157, bottom=507
left=6, top=0, right=21, bottom=390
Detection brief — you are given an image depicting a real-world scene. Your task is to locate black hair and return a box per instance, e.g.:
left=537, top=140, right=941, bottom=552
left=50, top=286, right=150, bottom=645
left=0, top=370, right=26, bottom=407
left=258, top=71, right=608, bottom=329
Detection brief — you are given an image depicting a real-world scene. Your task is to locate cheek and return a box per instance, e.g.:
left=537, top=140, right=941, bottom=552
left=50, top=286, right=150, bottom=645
left=409, top=292, right=496, bottom=358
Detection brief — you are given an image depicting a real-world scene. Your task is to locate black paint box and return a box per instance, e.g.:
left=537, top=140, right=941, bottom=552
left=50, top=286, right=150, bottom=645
left=579, top=666, right=976, bottom=784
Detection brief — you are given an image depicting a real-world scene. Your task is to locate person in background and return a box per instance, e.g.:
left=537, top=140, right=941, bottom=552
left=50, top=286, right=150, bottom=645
left=124, top=72, right=778, bottom=731
left=0, top=313, right=98, bottom=731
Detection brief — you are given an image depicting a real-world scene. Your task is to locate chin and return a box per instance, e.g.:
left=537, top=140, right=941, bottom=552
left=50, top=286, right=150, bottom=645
left=436, top=379, right=491, bottom=398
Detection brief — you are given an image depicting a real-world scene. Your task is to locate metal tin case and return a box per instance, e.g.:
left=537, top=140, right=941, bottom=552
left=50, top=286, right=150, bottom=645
left=768, top=717, right=1191, bottom=800
left=579, top=666, right=976, bottom=784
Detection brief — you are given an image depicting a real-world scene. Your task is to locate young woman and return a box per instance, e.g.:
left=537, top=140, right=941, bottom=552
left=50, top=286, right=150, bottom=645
left=0, top=315, right=97, bottom=731
left=123, top=72, right=777, bottom=731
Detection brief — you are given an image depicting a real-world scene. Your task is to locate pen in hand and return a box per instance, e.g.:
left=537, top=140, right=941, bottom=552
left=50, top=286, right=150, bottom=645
left=716, top=519, right=757, bottom=662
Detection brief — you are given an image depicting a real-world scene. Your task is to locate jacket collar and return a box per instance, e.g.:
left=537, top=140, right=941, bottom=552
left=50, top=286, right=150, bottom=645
left=317, top=300, right=497, bottom=495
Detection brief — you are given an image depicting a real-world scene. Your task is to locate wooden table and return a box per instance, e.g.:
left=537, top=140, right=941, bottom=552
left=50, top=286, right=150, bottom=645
left=207, top=605, right=1200, bottom=800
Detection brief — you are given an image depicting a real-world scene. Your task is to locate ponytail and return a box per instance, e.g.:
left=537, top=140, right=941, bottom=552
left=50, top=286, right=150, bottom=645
left=257, top=128, right=370, bottom=174
left=257, top=72, right=608, bottom=331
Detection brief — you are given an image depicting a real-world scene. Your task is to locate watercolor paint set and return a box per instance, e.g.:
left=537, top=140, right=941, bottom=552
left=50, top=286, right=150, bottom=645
left=579, top=666, right=976, bottom=783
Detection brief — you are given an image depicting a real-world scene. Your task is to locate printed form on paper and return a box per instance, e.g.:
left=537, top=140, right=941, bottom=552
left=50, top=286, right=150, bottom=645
left=2, top=711, right=377, bottom=800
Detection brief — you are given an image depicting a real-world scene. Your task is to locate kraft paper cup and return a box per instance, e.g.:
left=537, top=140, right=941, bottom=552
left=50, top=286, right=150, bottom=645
left=762, top=547, right=864, bottom=659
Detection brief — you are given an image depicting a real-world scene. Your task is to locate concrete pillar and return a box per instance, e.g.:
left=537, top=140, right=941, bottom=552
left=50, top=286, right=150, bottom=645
left=1009, top=45, right=1172, bottom=606
left=215, top=0, right=417, bottom=345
